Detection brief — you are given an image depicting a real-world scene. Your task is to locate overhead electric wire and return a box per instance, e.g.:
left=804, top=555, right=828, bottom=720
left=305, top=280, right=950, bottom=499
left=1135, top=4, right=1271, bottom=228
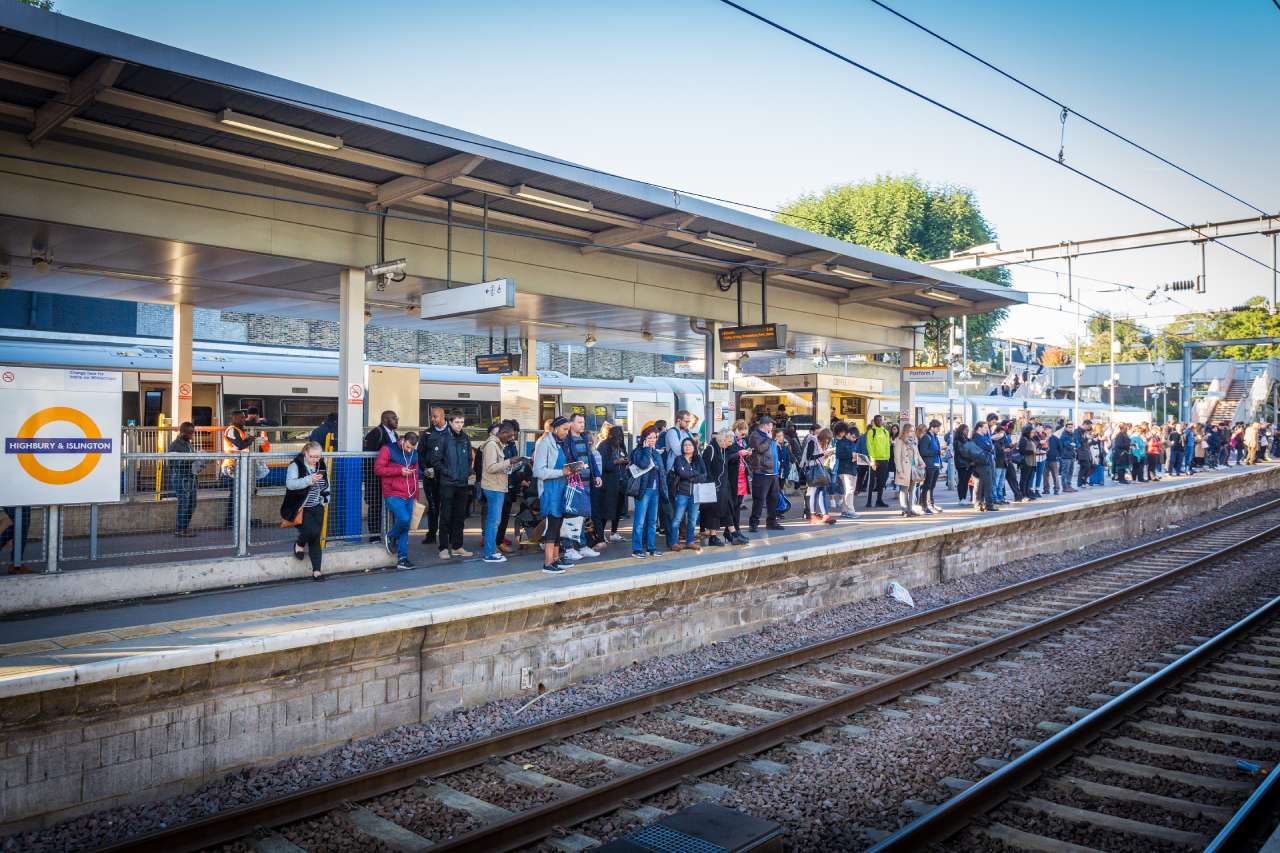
left=713, top=0, right=1277, bottom=278
left=864, top=0, right=1268, bottom=216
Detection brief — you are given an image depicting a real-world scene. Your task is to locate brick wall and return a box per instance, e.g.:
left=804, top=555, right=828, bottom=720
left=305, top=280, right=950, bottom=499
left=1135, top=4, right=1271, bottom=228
left=2, top=468, right=1274, bottom=831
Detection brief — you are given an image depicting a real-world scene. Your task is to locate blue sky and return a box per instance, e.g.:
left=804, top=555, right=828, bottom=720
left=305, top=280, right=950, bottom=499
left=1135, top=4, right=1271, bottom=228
left=57, top=0, right=1280, bottom=345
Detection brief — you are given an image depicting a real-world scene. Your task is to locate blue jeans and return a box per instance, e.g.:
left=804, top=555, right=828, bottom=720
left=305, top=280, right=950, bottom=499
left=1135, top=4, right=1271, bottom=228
left=992, top=466, right=1007, bottom=501
left=482, top=488, right=506, bottom=558
left=671, top=493, right=700, bottom=546
left=632, top=488, right=658, bottom=553
left=384, top=496, right=413, bottom=560
left=1034, top=459, right=1045, bottom=489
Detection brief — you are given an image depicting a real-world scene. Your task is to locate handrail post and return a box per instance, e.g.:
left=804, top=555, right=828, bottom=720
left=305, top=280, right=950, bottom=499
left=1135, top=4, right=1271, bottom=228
left=44, top=505, right=59, bottom=573
left=236, top=454, right=251, bottom=557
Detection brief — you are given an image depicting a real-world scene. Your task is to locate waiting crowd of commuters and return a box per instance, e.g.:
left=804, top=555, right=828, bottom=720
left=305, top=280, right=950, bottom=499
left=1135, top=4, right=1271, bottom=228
left=139, top=407, right=1276, bottom=582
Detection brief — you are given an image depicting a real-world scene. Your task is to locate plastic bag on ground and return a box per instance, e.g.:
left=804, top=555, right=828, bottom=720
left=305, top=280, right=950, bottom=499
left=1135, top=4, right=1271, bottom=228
left=887, top=580, right=915, bottom=608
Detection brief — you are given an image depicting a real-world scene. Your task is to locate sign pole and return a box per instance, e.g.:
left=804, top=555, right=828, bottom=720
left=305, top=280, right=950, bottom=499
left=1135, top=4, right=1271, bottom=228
left=44, top=505, right=59, bottom=573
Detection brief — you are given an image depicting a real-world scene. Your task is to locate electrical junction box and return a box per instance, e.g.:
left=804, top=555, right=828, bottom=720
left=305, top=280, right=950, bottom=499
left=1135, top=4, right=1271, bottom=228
left=595, top=802, right=783, bottom=853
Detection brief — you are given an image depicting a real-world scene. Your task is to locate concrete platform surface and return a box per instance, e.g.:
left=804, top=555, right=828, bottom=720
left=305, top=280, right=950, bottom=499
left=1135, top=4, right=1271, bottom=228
left=0, top=463, right=1274, bottom=700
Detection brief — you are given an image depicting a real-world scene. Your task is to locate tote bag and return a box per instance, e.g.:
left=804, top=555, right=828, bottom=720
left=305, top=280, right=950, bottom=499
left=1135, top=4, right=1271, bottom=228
left=693, top=482, right=718, bottom=504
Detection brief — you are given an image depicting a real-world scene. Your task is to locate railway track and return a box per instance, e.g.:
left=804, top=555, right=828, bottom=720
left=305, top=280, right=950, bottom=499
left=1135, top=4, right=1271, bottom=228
left=97, top=498, right=1280, bottom=853
left=871, top=593, right=1280, bottom=853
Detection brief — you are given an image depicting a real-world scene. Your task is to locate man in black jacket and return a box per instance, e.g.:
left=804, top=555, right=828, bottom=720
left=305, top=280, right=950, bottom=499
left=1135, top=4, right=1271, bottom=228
left=363, top=410, right=398, bottom=539
left=419, top=406, right=448, bottom=544
left=431, top=410, right=474, bottom=559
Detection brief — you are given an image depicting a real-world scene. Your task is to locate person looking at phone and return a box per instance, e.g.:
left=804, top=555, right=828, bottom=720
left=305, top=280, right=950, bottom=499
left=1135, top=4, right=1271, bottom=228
left=480, top=422, right=519, bottom=563
left=534, top=416, right=574, bottom=574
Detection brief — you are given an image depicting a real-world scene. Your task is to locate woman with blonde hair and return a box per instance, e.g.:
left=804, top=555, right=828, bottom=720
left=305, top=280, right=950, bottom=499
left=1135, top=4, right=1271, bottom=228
left=893, top=425, right=925, bottom=517
left=800, top=427, right=838, bottom=525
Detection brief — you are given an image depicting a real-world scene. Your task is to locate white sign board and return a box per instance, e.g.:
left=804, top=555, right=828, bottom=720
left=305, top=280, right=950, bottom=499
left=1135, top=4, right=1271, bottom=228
left=366, top=365, right=420, bottom=428
left=420, top=279, right=516, bottom=320
left=500, top=375, right=540, bottom=429
left=0, top=366, right=123, bottom=506
left=902, top=366, right=950, bottom=383
left=627, top=401, right=672, bottom=442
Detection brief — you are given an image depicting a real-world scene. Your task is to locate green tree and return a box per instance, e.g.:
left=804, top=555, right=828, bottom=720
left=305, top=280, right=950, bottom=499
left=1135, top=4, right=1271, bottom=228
left=1165, top=297, right=1280, bottom=359
left=775, top=174, right=1010, bottom=368
left=19, top=0, right=55, bottom=10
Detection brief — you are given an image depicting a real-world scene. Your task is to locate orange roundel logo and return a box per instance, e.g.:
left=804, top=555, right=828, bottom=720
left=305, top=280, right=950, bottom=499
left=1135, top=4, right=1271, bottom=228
left=7, top=406, right=110, bottom=485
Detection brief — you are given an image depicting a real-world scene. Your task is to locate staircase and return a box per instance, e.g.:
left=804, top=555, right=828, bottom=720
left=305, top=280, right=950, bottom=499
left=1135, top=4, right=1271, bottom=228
left=1211, top=380, right=1249, bottom=424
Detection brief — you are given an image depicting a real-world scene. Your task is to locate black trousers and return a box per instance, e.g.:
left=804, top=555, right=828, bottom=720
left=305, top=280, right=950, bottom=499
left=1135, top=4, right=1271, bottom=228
left=1005, top=462, right=1022, bottom=499
left=601, top=473, right=623, bottom=533
left=955, top=465, right=972, bottom=501
left=749, top=473, right=780, bottom=528
left=438, top=482, right=469, bottom=551
left=855, top=464, right=869, bottom=495
left=423, top=474, right=441, bottom=538
left=1077, top=458, right=1091, bottom=487
left=1020, top=463, right=1037, bottom=495
left=921, top=465, right=940, bottom=506
left=296, top=504, right=325, bottom=571
left=865, top=460, right=889, bottom=504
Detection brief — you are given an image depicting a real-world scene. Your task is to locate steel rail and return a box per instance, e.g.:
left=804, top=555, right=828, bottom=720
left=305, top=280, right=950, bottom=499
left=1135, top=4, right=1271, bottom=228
left=424, top=517, right=1280, bottom=852
left=97, top=498, right=1280, bottom=853
left=868, top=580, right=1280, bottom=851
left=1205, top=745, right=1280, bottom=853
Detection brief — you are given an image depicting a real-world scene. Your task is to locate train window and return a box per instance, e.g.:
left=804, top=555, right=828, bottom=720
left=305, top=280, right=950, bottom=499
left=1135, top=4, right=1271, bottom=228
left=237, top=397, right=266, bottom=415
left=143, top=389, right=164, bottom=426
left=424, top=401, right=497, bottom=441
left=280, top=397, right=337, bottom=427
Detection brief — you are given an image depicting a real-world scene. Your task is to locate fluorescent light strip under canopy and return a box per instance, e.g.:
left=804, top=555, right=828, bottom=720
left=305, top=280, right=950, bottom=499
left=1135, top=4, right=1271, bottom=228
left=699, top=231, right=757, bottom=251
left=513, top=184, right=594, bottom=213
left=217, top=109, right=344, bottom=151
left=825, top=263, right=875, bottom=280
left=920, top=288, right=960, bottom=302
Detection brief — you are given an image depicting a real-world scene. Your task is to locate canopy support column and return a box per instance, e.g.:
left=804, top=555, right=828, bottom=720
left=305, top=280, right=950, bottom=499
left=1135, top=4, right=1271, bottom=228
left=170, top=302, right=193, bottom=426
left=338, top=267, right=366, bottom=451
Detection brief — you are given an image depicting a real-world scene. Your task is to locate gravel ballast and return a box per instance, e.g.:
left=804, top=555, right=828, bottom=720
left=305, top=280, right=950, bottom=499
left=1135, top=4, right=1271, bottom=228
left=5, top=488, right=1278, bottom=853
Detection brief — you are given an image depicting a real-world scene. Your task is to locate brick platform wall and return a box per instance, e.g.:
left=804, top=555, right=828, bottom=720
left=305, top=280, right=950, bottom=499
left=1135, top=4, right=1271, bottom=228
left=2, top=467, right=1275, bottom=831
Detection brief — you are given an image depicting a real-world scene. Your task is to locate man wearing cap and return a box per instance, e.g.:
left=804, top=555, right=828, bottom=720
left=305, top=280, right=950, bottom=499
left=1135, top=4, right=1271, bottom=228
left=747, top=415, right=784, bottom=532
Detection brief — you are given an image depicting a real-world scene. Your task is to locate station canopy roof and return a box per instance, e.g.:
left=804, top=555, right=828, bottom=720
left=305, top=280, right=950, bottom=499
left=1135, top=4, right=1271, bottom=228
left=0, top=5, right=1023, bottom=356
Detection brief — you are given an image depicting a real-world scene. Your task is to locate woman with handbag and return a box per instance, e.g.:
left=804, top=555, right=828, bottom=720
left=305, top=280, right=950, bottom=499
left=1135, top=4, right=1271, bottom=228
left=725, top=421, right=751, bottom=545
left=629, top=427, right=666, bottom=558
left=802, top=428, right=838, bottom=525
left=700, top=431, right=737, bottom=546
left=281, top=441, right=328, bottom=581
left=669, top=438, right=708, bottom=552
left=893, top=427, right=925, bottom=517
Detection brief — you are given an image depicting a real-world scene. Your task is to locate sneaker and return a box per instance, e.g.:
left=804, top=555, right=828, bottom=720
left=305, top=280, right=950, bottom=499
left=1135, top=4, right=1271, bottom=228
left=482, top=553, right=507, bottom=564
left=632, top=551, right=647, bottom=560
left=579, top=546, right=600, bottom=558
left=452, top=547, right=474, bottom=558
left=875, top=501, right=890, bottom=508
left=766, top=522, right=785, bottom=531
left=562, top=548, right=583, bottom=561
left=930, top=505, right=944, bottom=514
left=648, top=549, right=664, bottom=557
left=841, top=511, right=858, bottom=520
left=542, top=563, right=565, bottom=574
left=609, top=533, right=624, bottom=542
left=396, top=558, right=415, bottom=569
left=438, top=549, right=451, bottom=560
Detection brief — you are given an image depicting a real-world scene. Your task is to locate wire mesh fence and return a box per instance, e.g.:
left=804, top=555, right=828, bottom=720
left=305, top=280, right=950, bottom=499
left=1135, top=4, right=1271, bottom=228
left=2, top=506, right=46, bottom=574
left=248, top=451, right=384, bottom=548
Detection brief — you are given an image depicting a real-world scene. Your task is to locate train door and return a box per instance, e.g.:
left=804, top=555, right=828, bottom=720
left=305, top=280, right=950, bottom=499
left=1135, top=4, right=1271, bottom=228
left=139, top=381, right=216, bottom=426
left=539, top=393, right=559, bottom=427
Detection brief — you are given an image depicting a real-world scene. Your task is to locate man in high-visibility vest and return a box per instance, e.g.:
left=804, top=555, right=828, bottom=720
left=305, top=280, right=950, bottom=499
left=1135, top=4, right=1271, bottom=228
left=864, top=414, right=891, bottom=508
left=220, top=409, right=268, bottom=529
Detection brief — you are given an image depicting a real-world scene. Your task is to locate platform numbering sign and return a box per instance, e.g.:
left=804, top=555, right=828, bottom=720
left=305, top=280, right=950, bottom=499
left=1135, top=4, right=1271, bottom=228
left=0, top=366, right=123, bottom=506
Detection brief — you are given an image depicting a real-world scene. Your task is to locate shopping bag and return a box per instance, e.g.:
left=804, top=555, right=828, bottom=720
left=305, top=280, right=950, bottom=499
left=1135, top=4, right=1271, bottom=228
left=562, top=471, right=592, bottom=518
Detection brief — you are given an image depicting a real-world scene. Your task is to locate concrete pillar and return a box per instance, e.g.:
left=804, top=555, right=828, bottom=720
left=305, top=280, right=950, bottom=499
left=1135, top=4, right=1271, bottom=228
left=522, top=331, right=538, bottom=375
left=899, top=346, right=917, bottom=426
left=337, top=268, right=366, bottom=451
left=170, top=302, right=194, bottom=426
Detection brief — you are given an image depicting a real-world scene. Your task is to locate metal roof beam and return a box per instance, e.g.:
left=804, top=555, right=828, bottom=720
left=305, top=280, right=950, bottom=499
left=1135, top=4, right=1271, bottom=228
left=580, top=212, right=698, bottom=253
left=840, top=286, right=928, bottom=306
left=28, top=57, right=123, bottom=145
left=0, top=59, right=69, bottom=93
left=929, top=213, right=1280, bottom=271
left=368, top=153, right=485, bottom=209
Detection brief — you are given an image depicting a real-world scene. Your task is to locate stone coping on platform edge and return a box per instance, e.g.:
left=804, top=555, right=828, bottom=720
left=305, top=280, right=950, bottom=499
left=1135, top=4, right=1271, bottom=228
left=0, top=464, right=1274, bottom=701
